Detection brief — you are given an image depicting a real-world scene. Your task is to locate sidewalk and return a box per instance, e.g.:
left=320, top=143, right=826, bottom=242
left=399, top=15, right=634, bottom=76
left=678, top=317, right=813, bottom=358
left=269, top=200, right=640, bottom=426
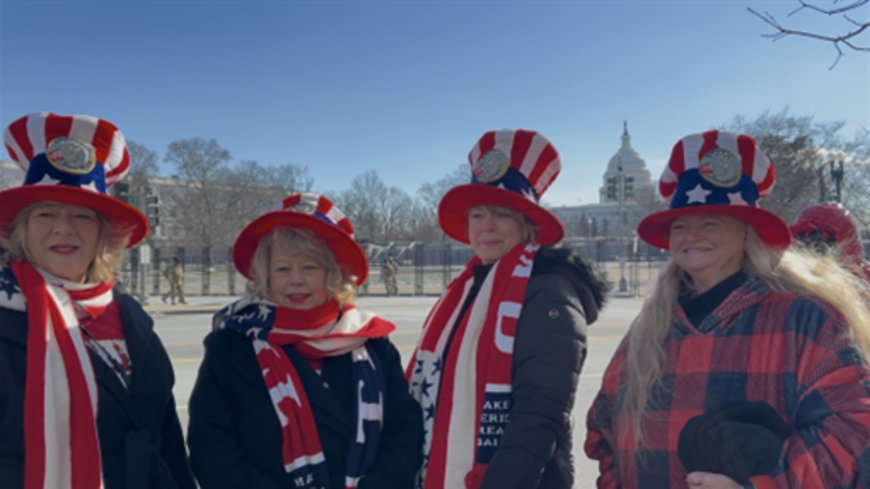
left=142, top=295, right=237, bottom=315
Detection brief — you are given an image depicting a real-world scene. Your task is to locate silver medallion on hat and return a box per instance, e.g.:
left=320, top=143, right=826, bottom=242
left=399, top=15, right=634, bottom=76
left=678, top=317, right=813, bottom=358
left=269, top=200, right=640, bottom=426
left=46, top=138, right=97, bottom=175
left=473, top=149, right=511, bottom=183
left=698, top=148, right=741, bottom=188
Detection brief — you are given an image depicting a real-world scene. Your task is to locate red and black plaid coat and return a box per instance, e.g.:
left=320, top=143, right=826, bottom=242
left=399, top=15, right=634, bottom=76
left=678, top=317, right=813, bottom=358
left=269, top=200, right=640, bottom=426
left=585, top=277, right=870, bottom=488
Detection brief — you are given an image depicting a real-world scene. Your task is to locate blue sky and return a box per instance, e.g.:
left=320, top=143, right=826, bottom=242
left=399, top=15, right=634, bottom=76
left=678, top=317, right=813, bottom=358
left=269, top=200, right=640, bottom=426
left=1, top=0, right=868, bottom=206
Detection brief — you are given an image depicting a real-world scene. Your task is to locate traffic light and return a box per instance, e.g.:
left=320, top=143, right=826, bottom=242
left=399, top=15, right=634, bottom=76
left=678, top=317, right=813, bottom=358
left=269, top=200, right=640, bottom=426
left=114, top=182, right=130, bottom=202
left=146, top=189, right=159, bottom=226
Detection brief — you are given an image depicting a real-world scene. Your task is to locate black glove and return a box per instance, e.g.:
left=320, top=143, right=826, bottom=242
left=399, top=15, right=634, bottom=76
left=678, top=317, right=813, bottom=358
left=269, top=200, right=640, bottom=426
left=678, top=402, right=790, bottom=484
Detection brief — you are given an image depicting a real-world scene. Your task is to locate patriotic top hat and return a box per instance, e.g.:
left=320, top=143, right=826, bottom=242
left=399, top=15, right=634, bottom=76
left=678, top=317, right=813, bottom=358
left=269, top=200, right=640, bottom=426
left=637, top=130, right=791, bottom=250
left=1, top=112, right=149, bottom=247
left=439, top=129, right=566, bottom=245
left=233, top=193, right=369, bottom=285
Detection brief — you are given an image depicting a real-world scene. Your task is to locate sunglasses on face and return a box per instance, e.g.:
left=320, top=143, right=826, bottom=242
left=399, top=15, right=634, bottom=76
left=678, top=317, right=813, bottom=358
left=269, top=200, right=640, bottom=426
left=794, top=230, right=838, bottom=253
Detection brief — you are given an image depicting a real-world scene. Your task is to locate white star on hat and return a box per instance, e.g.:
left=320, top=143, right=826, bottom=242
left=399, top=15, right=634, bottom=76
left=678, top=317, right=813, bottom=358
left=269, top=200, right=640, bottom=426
left=686, top=184, right=711, bottom=204
left=728, top=191, right=748, bottom=206
left=34, top=174, right=60, bottom=186
left=81, top=181, right=99, bottom=193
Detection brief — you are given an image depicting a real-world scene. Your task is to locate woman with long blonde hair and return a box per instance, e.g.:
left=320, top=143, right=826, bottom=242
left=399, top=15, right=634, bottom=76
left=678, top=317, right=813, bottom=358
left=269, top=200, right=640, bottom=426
left=585, top=130, right=870, bottom=489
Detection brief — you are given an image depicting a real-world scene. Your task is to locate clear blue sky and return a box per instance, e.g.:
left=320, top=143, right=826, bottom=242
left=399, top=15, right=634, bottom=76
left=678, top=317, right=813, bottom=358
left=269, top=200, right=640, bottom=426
left=1, top=0, right=868, bottom=206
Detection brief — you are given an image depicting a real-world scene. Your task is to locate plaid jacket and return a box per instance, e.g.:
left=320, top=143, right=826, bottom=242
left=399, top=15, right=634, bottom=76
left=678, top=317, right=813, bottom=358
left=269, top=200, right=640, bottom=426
left=585, top=277, right=870, bottom=488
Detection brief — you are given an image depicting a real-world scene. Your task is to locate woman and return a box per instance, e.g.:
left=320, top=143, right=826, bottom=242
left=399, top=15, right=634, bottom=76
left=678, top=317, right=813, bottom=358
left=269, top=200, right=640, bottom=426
left=0, top=113, right=196, bottom=489
left=791, top=202, right=870, bottom=282
left=409, top=129, right=608, bottom=489
left=585, top=130, right=870, bottom=488
left=187, top=193, right=423, bottom=489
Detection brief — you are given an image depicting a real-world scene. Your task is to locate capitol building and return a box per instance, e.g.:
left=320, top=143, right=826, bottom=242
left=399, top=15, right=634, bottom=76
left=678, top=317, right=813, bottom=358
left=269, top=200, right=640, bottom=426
left=550, top=123, right=659, bottom=241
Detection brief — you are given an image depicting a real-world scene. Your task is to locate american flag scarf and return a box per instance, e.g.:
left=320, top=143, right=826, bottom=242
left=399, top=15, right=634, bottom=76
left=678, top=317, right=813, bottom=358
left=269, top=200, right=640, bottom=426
left=217, top=298, right=395, bottom=489
left=3, top=261, right=114, bottom=489
left=407, top=244, right=538, bottom=489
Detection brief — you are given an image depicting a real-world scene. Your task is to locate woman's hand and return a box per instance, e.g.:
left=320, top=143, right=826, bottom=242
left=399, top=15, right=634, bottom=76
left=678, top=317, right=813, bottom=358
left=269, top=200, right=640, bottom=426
left=686, top=472, right=743, bottom=489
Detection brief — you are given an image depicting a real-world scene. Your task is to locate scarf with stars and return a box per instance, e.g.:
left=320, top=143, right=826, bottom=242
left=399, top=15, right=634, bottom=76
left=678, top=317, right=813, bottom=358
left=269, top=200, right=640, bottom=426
left=1, top=261, right=114, bottom=489
left=216, top=297, right=395, bottom=489
left=407, top=244, right=538, bottom=489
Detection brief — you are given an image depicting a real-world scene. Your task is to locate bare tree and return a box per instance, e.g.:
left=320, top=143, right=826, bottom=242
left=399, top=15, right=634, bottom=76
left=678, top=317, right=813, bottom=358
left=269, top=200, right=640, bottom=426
left=725, top=108, right=870, bottom=223
left=748, top=1, right=869, bottom=68
left=125, top=141, right=161, bottom=229
left=413, top=164, right=469, bottom=241
left=336, top=170, right=415, bottom=243
left=163, top=138, right=235, bottom=254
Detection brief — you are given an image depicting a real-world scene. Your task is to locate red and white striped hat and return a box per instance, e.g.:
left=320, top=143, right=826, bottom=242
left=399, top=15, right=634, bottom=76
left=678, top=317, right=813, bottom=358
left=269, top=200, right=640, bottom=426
left=637, top=130, right=791, bottom=249
left=439, top=129, right=566, bottom=244
left=0, top=112, right=148, bottom=246
left=233, top=193, right=368, bottom=285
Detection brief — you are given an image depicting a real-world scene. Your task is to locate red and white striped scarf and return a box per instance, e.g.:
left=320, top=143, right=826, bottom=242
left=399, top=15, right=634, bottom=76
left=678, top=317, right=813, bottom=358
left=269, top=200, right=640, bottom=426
left=7, top=261, right=114, bottom=489
left=217, top=298, right=395, bottom=489
left=407, top=244, right=537, bottom=489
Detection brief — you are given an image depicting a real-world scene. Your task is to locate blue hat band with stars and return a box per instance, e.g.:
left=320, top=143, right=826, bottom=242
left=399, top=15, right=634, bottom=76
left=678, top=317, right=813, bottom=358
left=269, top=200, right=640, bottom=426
left=24, top=154, right=107, bottom=194
left=670, top=169, right=760, bottom=210
left=470, top=166, right=541, bottom=204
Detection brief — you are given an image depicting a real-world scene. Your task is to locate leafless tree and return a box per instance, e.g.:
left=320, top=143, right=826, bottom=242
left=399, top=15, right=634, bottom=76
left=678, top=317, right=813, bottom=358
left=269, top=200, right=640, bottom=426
left=125, top=141, right=161, bottom=224
left=725, top=108, right=870, bottom=223
left=336, top=170, right=415, bottom=243
left=163, top=138, right=235, bottom=255
left=748, top=1, right=869, bottom=68
left=414, top=164, right=469, bottom=241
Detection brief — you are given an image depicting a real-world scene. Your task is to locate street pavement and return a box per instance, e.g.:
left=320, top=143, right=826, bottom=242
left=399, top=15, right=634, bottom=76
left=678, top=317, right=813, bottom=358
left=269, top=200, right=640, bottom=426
left=146, top=293, right=643, bottom=487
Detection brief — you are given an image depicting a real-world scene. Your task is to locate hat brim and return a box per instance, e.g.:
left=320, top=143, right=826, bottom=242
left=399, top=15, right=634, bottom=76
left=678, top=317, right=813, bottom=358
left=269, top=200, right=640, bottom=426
left=438, top=184, right=566, bottom=245
left=637, top=205, right=792, bottom=250
left=0, top=186, right=149, bottom=247
left=233, top=211, right=369, bottom=286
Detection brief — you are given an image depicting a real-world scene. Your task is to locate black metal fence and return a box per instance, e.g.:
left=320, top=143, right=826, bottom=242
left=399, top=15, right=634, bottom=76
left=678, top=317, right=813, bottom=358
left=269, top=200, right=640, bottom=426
left=120, top=238, right=671, bottom=298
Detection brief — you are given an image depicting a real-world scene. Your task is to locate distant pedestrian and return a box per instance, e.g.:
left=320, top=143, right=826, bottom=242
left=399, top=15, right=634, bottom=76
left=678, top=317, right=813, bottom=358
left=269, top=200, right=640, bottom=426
left=382, top=256, right=398, bottom=296
left=162, top=256, right=186, bottom=305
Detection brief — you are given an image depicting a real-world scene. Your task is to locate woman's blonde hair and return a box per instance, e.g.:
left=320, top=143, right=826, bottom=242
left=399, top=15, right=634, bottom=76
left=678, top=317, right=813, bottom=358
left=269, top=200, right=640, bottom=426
left=1, top=202, right=131, bottom=283
left=472, top=205, right=538, bottom=244
left=246, top=227, right=357, bottom=306
left=620, top=226, right=870, bottom=448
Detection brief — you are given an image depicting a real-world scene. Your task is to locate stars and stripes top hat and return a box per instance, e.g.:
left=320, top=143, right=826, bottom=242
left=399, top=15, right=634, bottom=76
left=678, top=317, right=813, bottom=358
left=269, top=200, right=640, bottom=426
left=637, top=130, right=791, bottom=250
left=438, top=129, right=566, bottom=245
left=1, top=112, right=149, bottom=246
left=233, top=193, right=369, bottom=285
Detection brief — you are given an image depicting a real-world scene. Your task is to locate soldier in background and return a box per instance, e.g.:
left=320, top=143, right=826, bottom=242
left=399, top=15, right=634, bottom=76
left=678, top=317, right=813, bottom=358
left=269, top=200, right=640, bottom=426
left=162, top=256, right=187, bottom=305
left=382, top=257, right=398, bottom=296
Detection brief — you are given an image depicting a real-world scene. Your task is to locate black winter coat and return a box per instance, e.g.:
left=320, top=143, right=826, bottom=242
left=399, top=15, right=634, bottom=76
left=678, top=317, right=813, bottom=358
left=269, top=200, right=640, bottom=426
left=0, top=293, right=197, bottom=489
left=187, top=331, right=424, bottom=489
left=478, top=247, right=607, bottom=489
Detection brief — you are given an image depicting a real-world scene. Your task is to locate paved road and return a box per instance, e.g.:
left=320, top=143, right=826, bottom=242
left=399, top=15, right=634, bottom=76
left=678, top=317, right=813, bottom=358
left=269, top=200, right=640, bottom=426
left=149, top=294, right=642, bottom=487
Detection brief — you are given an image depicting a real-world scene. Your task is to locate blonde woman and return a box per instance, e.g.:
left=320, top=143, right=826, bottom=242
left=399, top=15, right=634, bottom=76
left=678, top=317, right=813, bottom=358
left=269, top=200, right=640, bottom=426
left=0, top=113, right=195, bottom=489
left=585, top=130, right=870, bottom=489
left=187, top=193, right=423, bottom=489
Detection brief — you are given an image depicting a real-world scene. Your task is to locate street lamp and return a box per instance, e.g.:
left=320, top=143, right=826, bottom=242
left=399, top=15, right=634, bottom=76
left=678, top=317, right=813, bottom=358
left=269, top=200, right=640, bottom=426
left=830, top=159, right=844, bottom=202
left=617, top=164, right=627, bottom=293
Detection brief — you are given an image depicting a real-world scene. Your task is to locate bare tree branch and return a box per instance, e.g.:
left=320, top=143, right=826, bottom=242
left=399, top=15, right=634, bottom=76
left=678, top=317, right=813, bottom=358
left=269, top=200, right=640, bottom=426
left=748, top=1, right=869, bottom=69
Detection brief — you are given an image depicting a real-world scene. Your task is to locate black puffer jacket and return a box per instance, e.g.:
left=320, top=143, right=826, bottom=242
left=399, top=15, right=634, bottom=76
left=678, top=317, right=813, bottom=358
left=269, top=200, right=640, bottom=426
left=480, top=246, right=608, bottom=489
